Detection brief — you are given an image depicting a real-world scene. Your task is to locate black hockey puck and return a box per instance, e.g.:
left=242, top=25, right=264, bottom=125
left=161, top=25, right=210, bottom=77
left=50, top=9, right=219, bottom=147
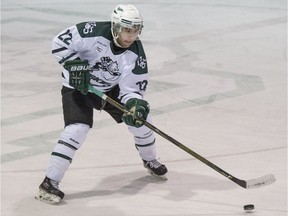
left=244, top=204, right=254, bottom=211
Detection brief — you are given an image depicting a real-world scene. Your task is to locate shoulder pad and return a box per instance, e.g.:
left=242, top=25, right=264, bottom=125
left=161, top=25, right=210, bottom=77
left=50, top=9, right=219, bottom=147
left=76, top=21, right=112, bottom=40
left=130, top=40, right=148, bottom=75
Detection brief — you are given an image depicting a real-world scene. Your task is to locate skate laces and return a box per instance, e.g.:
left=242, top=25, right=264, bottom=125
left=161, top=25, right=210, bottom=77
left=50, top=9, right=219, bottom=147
left=50, top=179, right=60, bottom=189
left=147, top=159, right=161, bottom=168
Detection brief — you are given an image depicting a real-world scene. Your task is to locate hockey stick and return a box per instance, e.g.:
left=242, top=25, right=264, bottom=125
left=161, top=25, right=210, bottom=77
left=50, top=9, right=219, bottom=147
left=88, top=85, right=276, bottom=189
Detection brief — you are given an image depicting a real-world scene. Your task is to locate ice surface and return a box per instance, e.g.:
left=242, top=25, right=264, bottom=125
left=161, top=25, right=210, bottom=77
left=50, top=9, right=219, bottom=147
left=1, top=0, right=287, bottom=215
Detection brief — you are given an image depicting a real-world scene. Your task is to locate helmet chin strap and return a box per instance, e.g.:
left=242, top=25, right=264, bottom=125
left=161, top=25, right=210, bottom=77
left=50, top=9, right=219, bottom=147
left=111, top=26, right=124, bottom=48
left=113, top=35, right=123, bottom=48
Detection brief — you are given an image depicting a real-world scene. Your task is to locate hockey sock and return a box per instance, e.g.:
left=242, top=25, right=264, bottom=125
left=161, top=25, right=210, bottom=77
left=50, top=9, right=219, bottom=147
left=46, top=123, right=90, bottom=182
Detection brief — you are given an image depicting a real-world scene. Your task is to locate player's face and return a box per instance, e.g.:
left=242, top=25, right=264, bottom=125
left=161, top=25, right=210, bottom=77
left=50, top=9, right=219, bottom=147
left=117, top=27, right=140, bottom=48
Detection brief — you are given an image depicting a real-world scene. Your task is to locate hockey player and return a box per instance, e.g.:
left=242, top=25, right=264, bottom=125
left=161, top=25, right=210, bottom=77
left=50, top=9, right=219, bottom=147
left=35, top=4, right=168, bottom=204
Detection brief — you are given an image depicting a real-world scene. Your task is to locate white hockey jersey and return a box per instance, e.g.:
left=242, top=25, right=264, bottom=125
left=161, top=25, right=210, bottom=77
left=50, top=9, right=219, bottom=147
left=52, top=21, right=148, bottom=104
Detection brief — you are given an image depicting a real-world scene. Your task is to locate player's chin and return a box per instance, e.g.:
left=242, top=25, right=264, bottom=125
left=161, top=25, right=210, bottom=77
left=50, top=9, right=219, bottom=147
left=122, top=41, right=134, bottom=48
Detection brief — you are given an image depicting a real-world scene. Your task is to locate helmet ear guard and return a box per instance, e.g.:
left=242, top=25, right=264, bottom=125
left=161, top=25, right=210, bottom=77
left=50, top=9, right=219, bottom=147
left=111, top=4, right=143, bottom=47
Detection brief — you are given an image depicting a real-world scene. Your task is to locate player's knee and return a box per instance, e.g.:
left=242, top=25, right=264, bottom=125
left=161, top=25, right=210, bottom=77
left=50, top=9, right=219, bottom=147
left=59, top=123, right=90, bottom=150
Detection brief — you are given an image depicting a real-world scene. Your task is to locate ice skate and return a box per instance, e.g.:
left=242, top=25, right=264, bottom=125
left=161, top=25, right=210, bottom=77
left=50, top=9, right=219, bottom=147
left=35, top=176, right=65, bottom=204
left=143, top=159, right=168, bottom=180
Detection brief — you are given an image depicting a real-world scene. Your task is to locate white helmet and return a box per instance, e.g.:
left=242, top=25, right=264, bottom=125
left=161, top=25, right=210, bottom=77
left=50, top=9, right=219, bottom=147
left=111, top=4, right=143, bottom=47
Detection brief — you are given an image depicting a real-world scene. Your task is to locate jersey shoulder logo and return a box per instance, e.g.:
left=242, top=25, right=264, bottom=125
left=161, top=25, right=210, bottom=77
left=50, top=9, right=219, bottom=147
left=130, top=40, right=148, bottom=75
left=76, top=22, right=97, bottom=37
left=137, top=56, right=147, bottom=69
left=83, top=22, right=97, bottom=35
left=76, top=21, right=112, bottom=39
left=132, top=55, right=148, bottom=75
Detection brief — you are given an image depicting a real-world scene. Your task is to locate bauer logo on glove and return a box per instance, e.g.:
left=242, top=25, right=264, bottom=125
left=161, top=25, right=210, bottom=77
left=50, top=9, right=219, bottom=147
left=64, top=60, right=91, bottom=95
left=70, top=65, right=90, bottom=71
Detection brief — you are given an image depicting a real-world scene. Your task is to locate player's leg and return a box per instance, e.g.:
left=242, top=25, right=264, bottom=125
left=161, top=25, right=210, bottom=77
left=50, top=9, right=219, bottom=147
left=102, top=86, right=167, bottom=177
left=35, top=87, right=93, bottom=204
left=127, top=115, right=168, bottom=177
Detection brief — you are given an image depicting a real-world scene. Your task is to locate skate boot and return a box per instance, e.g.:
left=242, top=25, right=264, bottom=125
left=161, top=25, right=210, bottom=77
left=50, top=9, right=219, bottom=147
left=143, top=159, right=168, bottom=180
left=35, top=176, right=65, bottom=204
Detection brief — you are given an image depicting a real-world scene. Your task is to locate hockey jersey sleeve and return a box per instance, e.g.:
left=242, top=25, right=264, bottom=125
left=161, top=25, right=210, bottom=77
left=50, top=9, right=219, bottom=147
left=118, top=41, right=149, bottom=104
left=52, top=25, right=84, bottom=64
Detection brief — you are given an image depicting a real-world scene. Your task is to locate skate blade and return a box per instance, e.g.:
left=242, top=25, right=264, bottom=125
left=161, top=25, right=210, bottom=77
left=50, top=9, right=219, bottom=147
left=147, top=169, right=168, bottom=180
left=35, top=189, right=61, bottom=205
